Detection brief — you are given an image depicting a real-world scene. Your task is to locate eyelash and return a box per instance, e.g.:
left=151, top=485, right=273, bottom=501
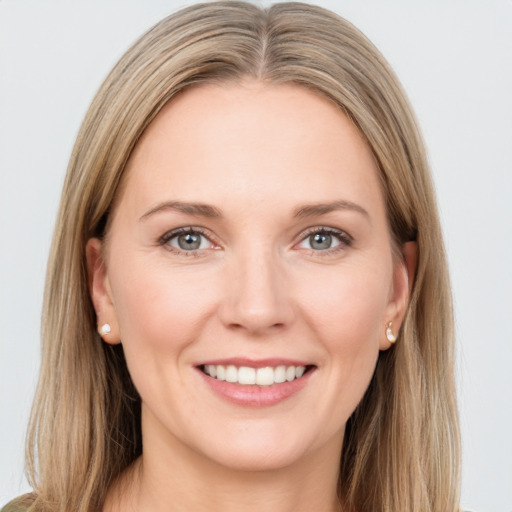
left=298, top=226, right=353, bottom=255
left=158, top=227, right=215, bottom=258
left=158, top=226, right=353, bottom=257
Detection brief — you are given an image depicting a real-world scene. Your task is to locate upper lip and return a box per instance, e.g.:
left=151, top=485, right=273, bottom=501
left=195, top=357, right=314, bottom=369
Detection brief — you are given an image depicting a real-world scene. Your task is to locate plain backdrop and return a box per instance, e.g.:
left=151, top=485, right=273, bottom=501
left=1, top=1, right=511, bottom=510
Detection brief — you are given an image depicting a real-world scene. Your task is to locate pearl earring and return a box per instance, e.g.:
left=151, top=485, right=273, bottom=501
left=99, top=323, right=111, bottom=336
left=386, top=322, right=397, bottom=343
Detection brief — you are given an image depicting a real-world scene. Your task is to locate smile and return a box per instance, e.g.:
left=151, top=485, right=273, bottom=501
left=201, top=364, right=309, bottom=386
left=196, top=360, right=316, bottom=406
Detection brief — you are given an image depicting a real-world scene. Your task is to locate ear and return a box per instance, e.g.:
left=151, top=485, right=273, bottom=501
left=85, top=238, right=121, bottom=345
left=380, top=241, right=417, bottom=350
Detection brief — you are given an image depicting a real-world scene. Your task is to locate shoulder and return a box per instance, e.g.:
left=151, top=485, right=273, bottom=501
left=1, top=494, right=35, bottom=512
left=1, top=504, right=27, bottom=512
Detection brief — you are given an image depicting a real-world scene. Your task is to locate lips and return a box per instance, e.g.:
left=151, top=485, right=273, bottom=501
left=196, top=359, right=316, bottom=407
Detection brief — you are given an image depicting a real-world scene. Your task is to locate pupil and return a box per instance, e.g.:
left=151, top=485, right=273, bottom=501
left=178, top=233, right=201, bottom=250
left=311, top=232, right=331, bottom=250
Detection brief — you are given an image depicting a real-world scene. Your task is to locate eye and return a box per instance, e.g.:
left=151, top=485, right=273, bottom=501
left=306, top=232, right=339, bottom=250
left=160, top=228, right=215, bottom=253
left=297, top=227, right=351, bottom=252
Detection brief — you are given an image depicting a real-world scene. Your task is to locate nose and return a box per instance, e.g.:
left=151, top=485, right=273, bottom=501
left=218, top=249, right=295, bottom=336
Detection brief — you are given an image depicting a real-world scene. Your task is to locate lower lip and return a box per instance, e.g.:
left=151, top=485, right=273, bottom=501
left=197, top=368, right=314, bottom=407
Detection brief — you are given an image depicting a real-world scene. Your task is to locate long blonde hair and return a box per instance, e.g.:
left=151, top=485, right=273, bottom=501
left=18, top=2, right=460, bottom=511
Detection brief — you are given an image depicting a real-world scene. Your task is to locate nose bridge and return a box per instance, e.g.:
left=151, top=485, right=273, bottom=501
left=220, top=242, right=293, bottom=334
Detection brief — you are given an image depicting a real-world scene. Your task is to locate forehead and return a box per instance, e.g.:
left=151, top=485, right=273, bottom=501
left=117, top=81, right=384, bottom=220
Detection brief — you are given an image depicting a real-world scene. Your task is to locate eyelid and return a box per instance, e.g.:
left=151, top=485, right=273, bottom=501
left=294, top=226, right=353, bottom=253
left=157, top=225, right=353, bottom=256
left=158, top=226, right=220, bottom=255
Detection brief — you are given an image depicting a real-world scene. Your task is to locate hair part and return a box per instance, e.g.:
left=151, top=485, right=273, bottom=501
left=20, top=2, right=460, bottom=511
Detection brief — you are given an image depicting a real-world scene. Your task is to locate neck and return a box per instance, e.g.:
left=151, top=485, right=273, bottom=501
left=104, top=418, right=344, bottom=512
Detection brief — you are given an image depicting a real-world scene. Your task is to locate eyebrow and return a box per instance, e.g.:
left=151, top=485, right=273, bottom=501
left=139, top=201, right=223, bottom=221
left=293, top=200, right=370, bottom=220
left=139, top=199, right=369, bottom=222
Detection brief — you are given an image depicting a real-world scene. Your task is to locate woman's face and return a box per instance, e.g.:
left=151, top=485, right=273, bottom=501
left=88, top=82, right=411, bottom=472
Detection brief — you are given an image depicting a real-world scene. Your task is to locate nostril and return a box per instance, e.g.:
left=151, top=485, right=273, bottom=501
left=226, top=321, right=287, bottom=335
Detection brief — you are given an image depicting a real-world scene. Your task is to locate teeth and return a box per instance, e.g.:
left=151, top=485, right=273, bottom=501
left=238, top=366, right=256, bottom=385
left=274, top=365, right=286, bottom=383
left=202, top=364, right=308, bottom=386
left=216, top=365, right=226, bottom=381
left=225, top=365, right=237, bottom=383
left=256, top=367, right=274, bottom=386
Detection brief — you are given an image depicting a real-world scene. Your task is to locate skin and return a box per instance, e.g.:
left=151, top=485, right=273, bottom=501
left=87, top=81, right=415, bottom=512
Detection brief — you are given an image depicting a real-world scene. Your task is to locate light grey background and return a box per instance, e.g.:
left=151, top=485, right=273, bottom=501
left=1, top=1, right=511, bottom=510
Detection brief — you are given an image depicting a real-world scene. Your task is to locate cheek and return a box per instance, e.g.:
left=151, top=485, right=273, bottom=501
left=109, top=256, right=217, bottom=359
left=299, top=259, right=392, bottom=343
left=296, top=260, right=391, bottom=408
left=107, top=256, right=222, bottom=422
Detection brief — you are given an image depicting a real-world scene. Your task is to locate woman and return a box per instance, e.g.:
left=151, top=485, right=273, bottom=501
left=3, top=2, right=461, bottom=511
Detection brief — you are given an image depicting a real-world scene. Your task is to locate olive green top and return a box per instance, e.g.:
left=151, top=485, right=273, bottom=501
left=1, top=504, right=27, bottom=512
left=1, top=496, right=33, bottom=512
left=1, top=496, right=473, bottom=512
left=1, top=506, right=25, bottom=512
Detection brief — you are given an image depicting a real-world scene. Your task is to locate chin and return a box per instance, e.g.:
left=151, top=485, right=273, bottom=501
left=193, top=424, right=326, bottom=473
left=206, top=444, right=308, bottom=473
